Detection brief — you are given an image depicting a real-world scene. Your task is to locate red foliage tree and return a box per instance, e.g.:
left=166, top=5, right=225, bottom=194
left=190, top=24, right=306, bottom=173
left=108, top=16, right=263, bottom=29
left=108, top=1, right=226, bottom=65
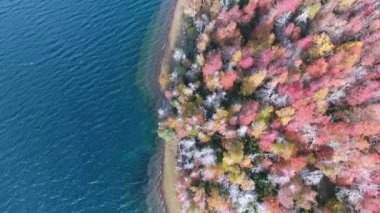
left=221, top=71, right=238, bottom=90
left=305, top=58, right=328, bottom=77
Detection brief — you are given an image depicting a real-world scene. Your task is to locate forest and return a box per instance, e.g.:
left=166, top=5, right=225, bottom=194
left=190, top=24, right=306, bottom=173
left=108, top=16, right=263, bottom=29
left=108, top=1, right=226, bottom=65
left=158, top=0, right=380, bottom=212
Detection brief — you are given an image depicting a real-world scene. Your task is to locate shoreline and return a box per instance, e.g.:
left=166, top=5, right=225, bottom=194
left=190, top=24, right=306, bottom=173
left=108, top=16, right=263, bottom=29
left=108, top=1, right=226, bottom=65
left=158, top=0, right=186, bottom=212
left=138, top=0, right=183, bottom=211
left=137, top=0, right=176, bottom=211
left=139, top=0, right=185, bottom=211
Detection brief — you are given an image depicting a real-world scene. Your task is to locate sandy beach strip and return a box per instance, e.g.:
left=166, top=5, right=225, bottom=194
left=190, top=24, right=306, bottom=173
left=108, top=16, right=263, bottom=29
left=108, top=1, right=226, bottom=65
left=159, top=0, right=186, bottom=212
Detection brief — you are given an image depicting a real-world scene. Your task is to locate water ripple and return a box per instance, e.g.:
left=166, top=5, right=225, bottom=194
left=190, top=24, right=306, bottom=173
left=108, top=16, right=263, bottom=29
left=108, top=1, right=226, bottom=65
left=0, top=0, right=161, bottom=212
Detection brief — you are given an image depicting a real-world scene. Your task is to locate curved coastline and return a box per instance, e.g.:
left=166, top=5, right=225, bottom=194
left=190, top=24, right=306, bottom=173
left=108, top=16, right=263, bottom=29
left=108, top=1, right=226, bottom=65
left=139, top=0, right=185, bottom=212
left=157, top=0, right=186, bottom=212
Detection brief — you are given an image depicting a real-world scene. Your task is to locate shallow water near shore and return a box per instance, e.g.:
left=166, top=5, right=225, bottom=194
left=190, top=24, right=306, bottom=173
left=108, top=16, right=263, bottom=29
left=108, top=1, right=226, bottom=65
left=139, top=0, right=176, bottom=211
left=0, top=0, right=161, bottom=212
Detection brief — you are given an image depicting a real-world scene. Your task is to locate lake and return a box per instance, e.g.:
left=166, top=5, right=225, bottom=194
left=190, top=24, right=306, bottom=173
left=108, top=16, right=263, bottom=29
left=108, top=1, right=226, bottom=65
left=0, top=0, right=163, bottom=212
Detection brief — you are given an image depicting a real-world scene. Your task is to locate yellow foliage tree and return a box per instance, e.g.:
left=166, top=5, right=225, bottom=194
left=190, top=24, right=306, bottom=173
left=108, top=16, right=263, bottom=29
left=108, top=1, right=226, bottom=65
left=229, top=171, right=255, bottom=191
left=307, top=3, right=321, bottom=19
left=251, top=120, right=268, bottom=138
left=241, top=70, right=267, bottom=96
left=336, top=41, right=363, bottom=68
left=232, top=50, right=242, bottom=65
left=308, top=33, right=334, bottom=58
left=271, top=143, right=297, bottom=160
left=223, top=141, right=244, bottom=165
left=276, top=107, right=295, bottom=125
left=313, top=87, right=329, bottom=101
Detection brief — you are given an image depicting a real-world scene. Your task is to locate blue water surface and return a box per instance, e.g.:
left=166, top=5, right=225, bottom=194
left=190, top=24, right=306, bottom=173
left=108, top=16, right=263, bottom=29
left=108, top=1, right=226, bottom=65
left=0, top=0, right=161, bottom=212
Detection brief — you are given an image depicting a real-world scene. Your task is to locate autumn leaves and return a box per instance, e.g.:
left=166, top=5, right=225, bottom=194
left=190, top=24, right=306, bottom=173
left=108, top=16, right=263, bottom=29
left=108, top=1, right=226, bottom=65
left=159, top=0, right=380, bottom=212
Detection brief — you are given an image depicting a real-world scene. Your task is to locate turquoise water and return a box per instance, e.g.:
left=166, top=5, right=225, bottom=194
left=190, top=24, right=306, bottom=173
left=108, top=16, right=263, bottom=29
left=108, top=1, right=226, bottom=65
left=0, top=0, right=163, bottom=212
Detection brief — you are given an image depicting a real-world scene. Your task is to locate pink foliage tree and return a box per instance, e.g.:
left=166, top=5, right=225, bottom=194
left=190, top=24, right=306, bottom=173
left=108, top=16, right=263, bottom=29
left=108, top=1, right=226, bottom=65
left=275, top=0, right=302, bottom=15
left=238, top=101, right=259, bottom=126
left=238, top=56, right=254, bottom=69
left=202, top=53, right=223, bottom=77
